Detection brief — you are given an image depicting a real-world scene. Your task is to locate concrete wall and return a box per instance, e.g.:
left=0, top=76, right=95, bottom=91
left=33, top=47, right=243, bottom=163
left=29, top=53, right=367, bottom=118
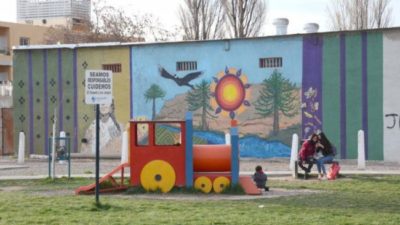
left=383, top=30, right=400, bottom=162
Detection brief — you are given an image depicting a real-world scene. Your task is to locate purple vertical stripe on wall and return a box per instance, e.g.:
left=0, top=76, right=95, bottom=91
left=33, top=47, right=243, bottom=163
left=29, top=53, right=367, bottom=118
left=73, top=49, right=78, bottom=153
left=340, top=34, right=347, bottom=159
left=57, top=49, right=64, bottom=131
left=43, top=50, right=49, bottom=155
left=28, top=50, right=34, bottom=154
left=130, top=46, right=133, bottom=119
left=361, top=32, right=368, bottom=160
left=302, top=35, right=323, bottom=139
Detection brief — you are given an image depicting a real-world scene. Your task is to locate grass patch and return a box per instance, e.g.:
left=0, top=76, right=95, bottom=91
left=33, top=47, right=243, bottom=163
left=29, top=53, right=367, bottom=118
left=221, top=183, right=245, bottom=195
left=91, top=202, right=112, bottom=211
left=0, top=175, right=399, bottom=224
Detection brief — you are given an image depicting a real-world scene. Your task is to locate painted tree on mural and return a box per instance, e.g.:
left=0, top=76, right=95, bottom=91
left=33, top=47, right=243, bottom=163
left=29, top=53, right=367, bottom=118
left=254, top=70, right=298, bottom=136
left=144, top=84, right=166, bottom=120
left=186, top=80, right=214, bottom=130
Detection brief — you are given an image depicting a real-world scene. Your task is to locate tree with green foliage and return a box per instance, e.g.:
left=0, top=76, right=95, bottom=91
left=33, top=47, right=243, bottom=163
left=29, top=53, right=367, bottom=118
left=144, top=84, right=166, bottom=120
left=254, top=70, right=298, bottom=135
left=186, top=80, right=214, bottom=130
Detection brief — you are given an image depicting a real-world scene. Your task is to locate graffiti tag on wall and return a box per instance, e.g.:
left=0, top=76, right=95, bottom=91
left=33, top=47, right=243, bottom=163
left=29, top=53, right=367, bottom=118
left=385, top=113, right=400, bottom=129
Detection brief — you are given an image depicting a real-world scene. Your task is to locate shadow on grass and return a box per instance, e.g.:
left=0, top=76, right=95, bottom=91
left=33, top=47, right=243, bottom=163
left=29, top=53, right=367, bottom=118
left=91, top=202, right=112, bottom=211
left=125, top=184, right=245, bottom=195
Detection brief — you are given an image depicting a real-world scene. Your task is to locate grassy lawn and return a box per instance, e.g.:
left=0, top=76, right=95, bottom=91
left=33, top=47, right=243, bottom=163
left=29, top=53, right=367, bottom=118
left=0, top=175, right=399, bottom=225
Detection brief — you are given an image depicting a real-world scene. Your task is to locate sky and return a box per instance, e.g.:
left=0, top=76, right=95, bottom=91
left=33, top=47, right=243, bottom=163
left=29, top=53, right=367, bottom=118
left=1, top=0, right=399, bottom=36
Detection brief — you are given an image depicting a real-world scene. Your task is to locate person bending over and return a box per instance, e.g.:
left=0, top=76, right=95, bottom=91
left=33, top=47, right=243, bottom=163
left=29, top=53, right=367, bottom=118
left=253, top=165, right=269, bottom=191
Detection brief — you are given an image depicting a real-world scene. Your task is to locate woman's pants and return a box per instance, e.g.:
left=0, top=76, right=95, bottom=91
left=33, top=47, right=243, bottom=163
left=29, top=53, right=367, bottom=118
left=316, top=155, right=334, bottom=174
left=298, top=157, right=315, bottom=172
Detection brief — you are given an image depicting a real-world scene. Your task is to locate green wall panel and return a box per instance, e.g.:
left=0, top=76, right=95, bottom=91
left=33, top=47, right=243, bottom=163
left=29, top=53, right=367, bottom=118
left=367, top=33, right=384, bottom=160
left=13, top=51, right=29, bottom=154
left=47, top=49, right=59, bottom=148
left=31, top=50, right=45, bottom=154
left=322, top=34, right=341, bottom=157
left=345, top=34, right=363, bottom=159
left=61, top=49, right=75, bottom=147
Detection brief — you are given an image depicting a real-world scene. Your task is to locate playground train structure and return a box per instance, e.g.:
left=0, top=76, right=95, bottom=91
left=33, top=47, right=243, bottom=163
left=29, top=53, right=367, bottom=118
left=76, top=112, right=261, bottom=195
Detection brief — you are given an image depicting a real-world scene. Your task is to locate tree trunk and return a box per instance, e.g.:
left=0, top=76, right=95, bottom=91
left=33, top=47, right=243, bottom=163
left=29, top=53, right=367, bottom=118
left=273, top=108, right=279, bottom=135
left=201, top=106, right=207, bottom=130
left=152, top=98, right=156, bottom=120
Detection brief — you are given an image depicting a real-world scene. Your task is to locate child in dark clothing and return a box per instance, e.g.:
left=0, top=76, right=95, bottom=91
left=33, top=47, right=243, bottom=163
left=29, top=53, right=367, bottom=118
left=253, top=165, right=269, bottom=191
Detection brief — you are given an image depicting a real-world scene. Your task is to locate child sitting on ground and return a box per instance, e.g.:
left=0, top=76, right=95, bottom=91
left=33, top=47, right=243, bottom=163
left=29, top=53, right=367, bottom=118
left=253, top=165, right=269, bottom=191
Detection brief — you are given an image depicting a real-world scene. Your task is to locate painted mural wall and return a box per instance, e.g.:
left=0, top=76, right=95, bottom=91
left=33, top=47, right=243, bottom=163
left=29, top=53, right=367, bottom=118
left=13, top=47, right=131, bottom=155
left=11, top=28, right=400, bottom=161
left=302, top=32, right=384, bottom=160
left=131, top=37, right=303, bottom=158
left=77, top=47, right=130, bottom=155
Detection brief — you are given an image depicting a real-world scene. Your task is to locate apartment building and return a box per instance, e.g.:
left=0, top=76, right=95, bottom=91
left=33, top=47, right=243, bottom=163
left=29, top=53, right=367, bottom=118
left=17, top=0, right=91, bottom=30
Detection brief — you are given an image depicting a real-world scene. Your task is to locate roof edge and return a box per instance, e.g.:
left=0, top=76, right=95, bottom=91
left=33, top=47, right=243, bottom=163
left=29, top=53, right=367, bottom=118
left=13, top=26, right=400, bottom=51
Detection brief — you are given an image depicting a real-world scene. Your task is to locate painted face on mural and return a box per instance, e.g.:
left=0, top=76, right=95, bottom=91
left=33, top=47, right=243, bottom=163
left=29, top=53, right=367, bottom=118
left=100, top=103, right=112, bottom=115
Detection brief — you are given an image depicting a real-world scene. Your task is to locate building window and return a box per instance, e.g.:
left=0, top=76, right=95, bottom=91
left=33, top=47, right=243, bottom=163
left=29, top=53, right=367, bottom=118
left=19, top=37, right=30, bottom=46
left=176, top=61, right=197, bottom=71
left=102, top=64, right=122, bottom=73
left=259, top=57, right=283, bottom=68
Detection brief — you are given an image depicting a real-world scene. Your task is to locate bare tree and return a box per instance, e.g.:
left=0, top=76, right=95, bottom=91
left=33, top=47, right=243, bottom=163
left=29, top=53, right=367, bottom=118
left=327, top=0, right=393, bottom=31
left=371, top=0, right=393, bottom=28
left=44, top=25, right=93, bottom=44
left=178, top=0, right=225, bottom=40
left=44, top=0, right=177, bottom=44
left=222, top=0, right=267, bottom=38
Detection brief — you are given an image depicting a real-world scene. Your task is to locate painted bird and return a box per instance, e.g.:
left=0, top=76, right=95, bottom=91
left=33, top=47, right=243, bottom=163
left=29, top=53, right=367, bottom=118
left=158, top=66, right=202, bottom=90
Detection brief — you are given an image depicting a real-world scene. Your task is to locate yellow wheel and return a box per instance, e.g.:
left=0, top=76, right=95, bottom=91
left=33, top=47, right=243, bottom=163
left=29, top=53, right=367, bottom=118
left=213, top=176, right=230, bottom=193
left=140, top=160, right=176, bottom=193
left=194, top=176, right=212, bottom=193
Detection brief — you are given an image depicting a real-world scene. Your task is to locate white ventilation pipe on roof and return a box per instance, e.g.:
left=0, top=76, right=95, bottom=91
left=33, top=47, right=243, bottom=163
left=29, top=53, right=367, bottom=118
left=304, top=23, right=319, bottom=33
left=272, top=18, right=289, bottom=35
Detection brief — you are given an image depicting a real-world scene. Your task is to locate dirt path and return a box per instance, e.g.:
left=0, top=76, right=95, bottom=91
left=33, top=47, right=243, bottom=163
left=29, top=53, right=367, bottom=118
left=0, top=184, right=321, bottom=201
left=117, top=188, right=322, bottom=201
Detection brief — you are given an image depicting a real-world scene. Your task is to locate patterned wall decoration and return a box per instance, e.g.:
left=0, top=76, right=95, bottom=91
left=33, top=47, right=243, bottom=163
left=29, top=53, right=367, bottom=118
left=302, top=35, right=323, bottom=140
left=13, top=47, right=129, bottom=155
left=211, top=67, right=251, bottom=119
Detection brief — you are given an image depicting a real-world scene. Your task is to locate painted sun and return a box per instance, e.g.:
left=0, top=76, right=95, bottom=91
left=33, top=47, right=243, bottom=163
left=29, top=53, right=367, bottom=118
left=211, top=67, right=251, bottom=119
